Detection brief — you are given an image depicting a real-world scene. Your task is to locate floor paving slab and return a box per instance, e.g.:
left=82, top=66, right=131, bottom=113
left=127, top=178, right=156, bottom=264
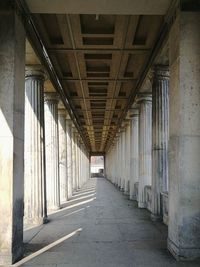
left=20, top=177, right=200, bottom=267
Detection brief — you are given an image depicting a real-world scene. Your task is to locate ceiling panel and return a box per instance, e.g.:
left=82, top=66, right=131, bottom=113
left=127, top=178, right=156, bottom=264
left=32, top=13, right=164, bottom=152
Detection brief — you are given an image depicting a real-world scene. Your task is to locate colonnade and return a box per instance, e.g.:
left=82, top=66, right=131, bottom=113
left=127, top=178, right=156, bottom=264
left=106, top=7, right=200, bottom=259
left=0, top=2, right=200, bottom=265
left=0, top=7, right=89, bottom=262
left=24, top=67, right=90, bottom=224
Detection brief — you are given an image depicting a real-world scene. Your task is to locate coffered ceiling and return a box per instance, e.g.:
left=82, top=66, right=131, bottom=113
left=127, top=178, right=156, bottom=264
left=23, top=1, right=172, bottom=153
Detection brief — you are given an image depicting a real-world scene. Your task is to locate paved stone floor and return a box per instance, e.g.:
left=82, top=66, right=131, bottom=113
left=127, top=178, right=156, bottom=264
left=17, top=177, right=200, bottom=267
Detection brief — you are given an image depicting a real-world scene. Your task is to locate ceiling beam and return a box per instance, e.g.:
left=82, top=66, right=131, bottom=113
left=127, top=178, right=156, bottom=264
left=26, top=0, right=171, bottom=15
left=48, top=48, right=150, bottom=53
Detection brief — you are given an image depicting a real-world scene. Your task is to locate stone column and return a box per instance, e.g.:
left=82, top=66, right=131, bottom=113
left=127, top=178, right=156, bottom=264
left=44, top=93, right=60, bottom=211
left=66, top=118, right=73, bottom=198
left=75, top=132, right=79, bottom=190
left=117, top=134, right=121, bottom=187
left=130, top=109, right=139, bottom=200
left=117, top=136, right=120, bottom=186
left=24, top=66, right=48, bottom=225
left=167, top=7, right=200, bottom=260
left=75, top=135, right=79, bottom=189
left=79, top=143, right=83, bottom=187
left=124, top=122, right=131, bottom=195
left=123, top=130, right=126, bottom=191
left=115, top=138, right=118, bottom=185
left=151, top=65, right=169, bottom=221
left=138, top=94, right=152, bottom=208
left=120, top=132, right=124, bottom=190
left=79, top=141, right=82, bottom=186
left=71, top=127, right=76, bottom=191
left=58, top=109, right=68, bottom=204
left=78, top=139, right=81, bottom=188
left=114, top=138, right=119, bottom=184
left=0, top=3, right=25, bottom=264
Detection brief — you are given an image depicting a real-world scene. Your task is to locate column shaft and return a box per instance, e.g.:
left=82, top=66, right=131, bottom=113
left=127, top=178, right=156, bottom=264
left=138, top=95, right=152, bottom=208
left=130, top=110, right=139, bottom=200
left=124, top=123, right=130, bottom=194
left=58, top=110, right=68, bottom=203
left=71, top=130, right=76, bottom=190
left=66, top=119, right=73, bottom=198
left=151, top=65, right=169, bottom=221
left=120, top=132, right=124, bottom=190
left=24, top=67, right=47, bottom=225
left=44, top=93, right=60, bottom=211
left=123, top=131, right=126, bottom=190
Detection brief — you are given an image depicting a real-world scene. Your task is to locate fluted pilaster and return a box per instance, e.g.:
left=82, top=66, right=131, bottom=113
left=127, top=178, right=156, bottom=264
left=24, top=66, right=48, bottom=225
left=44, top=92, right=60, bottom=211
left=138, top=94, right=152, bottom=208
left=151, top=65, right=169, bottom=221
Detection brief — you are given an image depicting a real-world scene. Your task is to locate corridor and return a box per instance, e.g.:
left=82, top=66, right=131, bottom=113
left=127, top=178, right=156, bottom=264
left=16, top=178, right=200, bottom=267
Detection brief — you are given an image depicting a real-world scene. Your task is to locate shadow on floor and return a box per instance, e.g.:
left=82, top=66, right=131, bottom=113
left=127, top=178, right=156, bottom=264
left=23, top=180, right=98, bottom=254
left=19, top=177, right=200, bottom=267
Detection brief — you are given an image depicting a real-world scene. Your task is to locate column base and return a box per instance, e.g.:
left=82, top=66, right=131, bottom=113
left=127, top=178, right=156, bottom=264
left=43, top=216, right=49, bottom=224
left=138, top=201, right=146, bottom=208
left=168, top=238, right=200, bottom=261
left=163, top=214, right=168, bottom=225
left=124, top=190, right=130, bottom=196
left=0, top=247, right=23, bottom=265
left=130, top=194, right=137, bottom=201
left=48, top=205, right=61, bottom=213
left=151, top=213, right=162, bottom=222
left=24, top=216, right=49, bottom=226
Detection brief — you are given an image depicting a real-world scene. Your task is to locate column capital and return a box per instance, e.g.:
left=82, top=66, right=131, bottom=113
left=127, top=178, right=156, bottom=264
left=129, top=108, right=139, bottom=118
left=44, top=92, right=59, bottom=103
left=119, top=122, right=126, bottom=132
left=72, top=126, right=78, bottom=135
left=65, top=111, right=72, bottom=121
left=58, top=109, right=67, bottom=116
left=153, top=65, right=169, bottom=80
left=66, top=118, right=72, bottom=126
left=123, top=118, right=130, bottom=127
left=136, top=93, right=152, bottom=103
left=25, top=65, right=46, bottom=80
